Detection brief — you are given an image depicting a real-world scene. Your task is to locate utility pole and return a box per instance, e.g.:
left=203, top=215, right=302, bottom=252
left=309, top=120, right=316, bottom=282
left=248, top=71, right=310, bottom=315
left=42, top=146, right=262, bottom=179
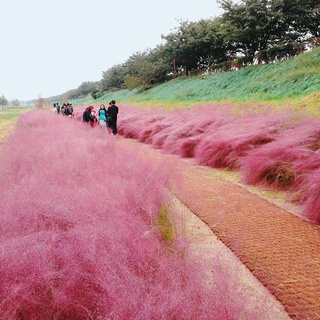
left=173, top=59, right=176, bottom=75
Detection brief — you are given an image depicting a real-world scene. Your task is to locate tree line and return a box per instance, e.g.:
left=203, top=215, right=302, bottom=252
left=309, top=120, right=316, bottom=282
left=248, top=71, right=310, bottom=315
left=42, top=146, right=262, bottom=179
left=0, top=95, right=20, bottom=109
left=52, top=0, right=319, bottom=102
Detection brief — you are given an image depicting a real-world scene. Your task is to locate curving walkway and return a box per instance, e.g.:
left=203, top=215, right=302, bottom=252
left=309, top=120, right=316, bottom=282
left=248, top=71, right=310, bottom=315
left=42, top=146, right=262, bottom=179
left=170, top=160, right=320, bottom=320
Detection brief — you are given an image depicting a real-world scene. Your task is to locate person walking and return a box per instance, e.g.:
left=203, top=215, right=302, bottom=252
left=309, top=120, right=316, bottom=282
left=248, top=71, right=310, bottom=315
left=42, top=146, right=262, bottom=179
left=56, top=103, right=61, bottom=115
left=107, top=100, right=119, bottom=135
left=98, top=104, right=108, bottom=133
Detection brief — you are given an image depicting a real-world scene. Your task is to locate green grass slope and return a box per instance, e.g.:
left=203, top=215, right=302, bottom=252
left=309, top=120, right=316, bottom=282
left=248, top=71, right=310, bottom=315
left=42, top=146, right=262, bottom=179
left=79, top=46, right=320, bottom=114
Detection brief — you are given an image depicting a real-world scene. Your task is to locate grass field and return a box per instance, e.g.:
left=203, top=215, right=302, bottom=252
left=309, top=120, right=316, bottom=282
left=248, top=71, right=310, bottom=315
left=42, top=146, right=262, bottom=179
left=0, top=107, right=32, bottom=142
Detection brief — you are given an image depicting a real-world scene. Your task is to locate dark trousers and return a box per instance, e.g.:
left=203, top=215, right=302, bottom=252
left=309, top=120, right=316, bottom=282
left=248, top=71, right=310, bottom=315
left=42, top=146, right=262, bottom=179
left=108, top=118, right=117, bottom=134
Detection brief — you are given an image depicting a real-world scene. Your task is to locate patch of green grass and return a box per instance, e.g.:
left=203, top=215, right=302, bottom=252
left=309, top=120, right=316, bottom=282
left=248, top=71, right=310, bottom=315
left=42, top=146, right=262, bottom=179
left=156, top=205, right=176, bottom=244
left=0, top=107, right=32, bottom=142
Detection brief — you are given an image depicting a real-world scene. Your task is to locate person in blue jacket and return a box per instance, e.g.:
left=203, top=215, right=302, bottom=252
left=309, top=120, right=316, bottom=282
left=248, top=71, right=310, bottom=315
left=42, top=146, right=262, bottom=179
left=98, top=104, right=108, bottom=133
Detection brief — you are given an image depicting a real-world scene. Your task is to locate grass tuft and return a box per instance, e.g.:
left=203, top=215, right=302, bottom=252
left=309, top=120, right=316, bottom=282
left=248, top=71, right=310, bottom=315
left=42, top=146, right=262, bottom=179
left=156, top=205, right=176, bottom=244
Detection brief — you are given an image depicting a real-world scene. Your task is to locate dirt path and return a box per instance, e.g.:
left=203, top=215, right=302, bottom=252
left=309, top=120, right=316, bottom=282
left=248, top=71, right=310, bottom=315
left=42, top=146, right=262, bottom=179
left=120, top=137, right=320, bottom=319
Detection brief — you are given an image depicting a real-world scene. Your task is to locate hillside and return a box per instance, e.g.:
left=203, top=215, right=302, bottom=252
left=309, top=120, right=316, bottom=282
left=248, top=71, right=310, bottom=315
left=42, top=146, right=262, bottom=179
left=86, top=46, right=320, bottom=113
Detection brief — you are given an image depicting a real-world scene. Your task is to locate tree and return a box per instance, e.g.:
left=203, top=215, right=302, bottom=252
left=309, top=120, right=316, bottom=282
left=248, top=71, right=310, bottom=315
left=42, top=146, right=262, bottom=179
left=77, top=81, right=99, bottom=97
left=277, top=0, right=320, bottom=46
left=124, top=46, right=171, bottom=89
left=11, top=99, right=20, bottom=107
left=161, top=18, right=230, bottom=75
left=161, top=20, right=202, bottom=76
left=218, top=0, right=307, bottom=64
left=281, top=0, right=320, bottom=36
left=219, top=0, right=270, bottom=64
left=100, top=64, right=128, bottom=92
left=0, top=95, right=8, bottom=109
left=91, top=88, right=103, bottom=100
left=185, top=18, right=229, bottom=71
left=36, top=96, right=46, bottom=109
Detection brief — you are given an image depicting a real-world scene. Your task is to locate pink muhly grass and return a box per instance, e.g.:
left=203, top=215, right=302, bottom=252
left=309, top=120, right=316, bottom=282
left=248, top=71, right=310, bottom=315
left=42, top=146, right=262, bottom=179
left=151, top=124, right=175, bottom=149
left=72, top=104, right=87, bottom=121
left=142, top=120, right=174, bottom=145
left=178, top=116, right=230, bottom=159
left=136, top=114, right=168, bottom=144
left=161, top=122, right=196, bottom=155
left=194, top=115, right=280, bottom=170
left=119, top=115, right=144, bottom=139
left=239, top=144, right=303, bottom=189
left=289, top=152, right=320, bottom=204
left=159, top=109, right=224, bottom=156
left=117, top=106, right=167, bottom=140
left=0, top=110, right=244, bottom=319
left=240, top=118, right=320, bottom=189
left=301, top=168, right=320, bottom=224
left=178, top=136, right=204, bottom=158
left=89, top=104, right=320, bottom=224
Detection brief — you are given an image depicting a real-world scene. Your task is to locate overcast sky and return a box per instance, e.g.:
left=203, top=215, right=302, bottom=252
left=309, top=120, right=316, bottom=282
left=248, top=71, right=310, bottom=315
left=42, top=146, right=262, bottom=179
left=0, top=0, right=223, bottom=101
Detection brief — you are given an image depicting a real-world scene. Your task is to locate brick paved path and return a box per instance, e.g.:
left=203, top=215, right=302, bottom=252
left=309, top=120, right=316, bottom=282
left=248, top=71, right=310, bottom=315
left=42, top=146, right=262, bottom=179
left=170, top=162, right=320, bottom=319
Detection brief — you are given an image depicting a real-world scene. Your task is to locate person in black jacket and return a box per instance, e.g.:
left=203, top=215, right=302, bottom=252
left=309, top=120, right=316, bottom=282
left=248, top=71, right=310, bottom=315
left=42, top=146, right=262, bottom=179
left=107, top=100, right=119, bottom=135
left=83, top=106, right=94, bottom=125
left=65, top=103, right=73, bottom=117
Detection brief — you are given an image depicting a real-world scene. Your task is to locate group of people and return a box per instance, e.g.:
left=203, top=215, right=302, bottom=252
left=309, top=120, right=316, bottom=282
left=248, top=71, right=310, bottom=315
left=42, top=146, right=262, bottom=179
left=52, top=100, right=119, bottom=135
left=83, top=100, right=119, bottom=135
left=53, top=102, right=74, bottom=117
